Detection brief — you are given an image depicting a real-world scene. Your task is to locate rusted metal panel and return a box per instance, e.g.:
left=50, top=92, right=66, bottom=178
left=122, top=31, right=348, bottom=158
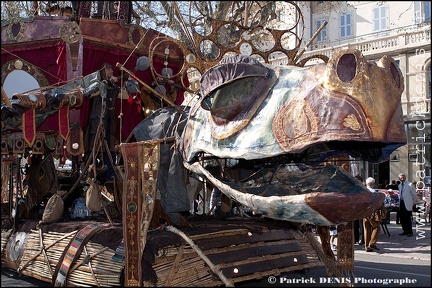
left=80, top=18, right=132, bottom=47
left=1, top=16, right=69, bottom=45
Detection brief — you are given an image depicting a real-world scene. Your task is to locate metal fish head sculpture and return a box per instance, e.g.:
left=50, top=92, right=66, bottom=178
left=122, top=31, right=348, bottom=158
left=180, top=48, right=406, bottom=226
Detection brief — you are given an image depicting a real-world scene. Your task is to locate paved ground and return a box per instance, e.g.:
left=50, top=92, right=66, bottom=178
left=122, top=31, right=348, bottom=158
left=353, top=214, right=431, bottom=262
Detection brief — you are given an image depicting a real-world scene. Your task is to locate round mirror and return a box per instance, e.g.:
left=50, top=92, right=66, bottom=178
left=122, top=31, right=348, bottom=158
left=3, top=69, right=40, bottom=98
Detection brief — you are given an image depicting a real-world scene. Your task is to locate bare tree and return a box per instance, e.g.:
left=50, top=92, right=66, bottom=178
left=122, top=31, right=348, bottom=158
left=1, top=2, right=307, bottom=65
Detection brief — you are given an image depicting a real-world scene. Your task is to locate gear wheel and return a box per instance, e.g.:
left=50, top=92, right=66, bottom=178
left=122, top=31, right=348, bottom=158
left=59, top=21, right=82, bottom=44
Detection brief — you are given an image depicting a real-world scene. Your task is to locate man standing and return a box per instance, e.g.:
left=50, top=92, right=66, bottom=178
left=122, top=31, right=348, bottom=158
left=398, top=173, right=417, bottom=237
left=363, top=177, right=383, bottom=252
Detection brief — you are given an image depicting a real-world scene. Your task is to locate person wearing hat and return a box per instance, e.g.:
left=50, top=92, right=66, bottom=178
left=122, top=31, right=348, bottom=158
left=363, top=177, right=387, bottom=252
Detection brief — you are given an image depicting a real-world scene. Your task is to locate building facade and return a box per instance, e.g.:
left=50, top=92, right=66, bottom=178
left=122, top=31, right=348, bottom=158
left=287, top=1, right=431, bottom=188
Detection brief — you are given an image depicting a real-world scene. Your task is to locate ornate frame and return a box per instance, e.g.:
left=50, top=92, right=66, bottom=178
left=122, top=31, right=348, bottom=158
left=1, top=59, right=50, bottom=92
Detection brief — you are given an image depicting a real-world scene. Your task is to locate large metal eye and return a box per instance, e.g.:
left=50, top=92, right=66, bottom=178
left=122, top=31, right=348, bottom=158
left=377, top=55, right=404, bottom=92
left=390, top=61, right=401, bottom=89
left=336, top=53, right=357, bottom=82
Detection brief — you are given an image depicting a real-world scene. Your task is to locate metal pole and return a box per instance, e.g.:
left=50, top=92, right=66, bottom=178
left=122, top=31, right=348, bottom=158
left=115, top=63, right=184, bottom=114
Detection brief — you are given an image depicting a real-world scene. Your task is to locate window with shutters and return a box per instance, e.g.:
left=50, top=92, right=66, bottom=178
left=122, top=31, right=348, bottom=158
left=373, top=5, right=387, bottom=31
left=414, top=1, right=431, bottom=24
left=340, top=13, right=352, bottom=38
left=316, top=18, right=327, bottom=42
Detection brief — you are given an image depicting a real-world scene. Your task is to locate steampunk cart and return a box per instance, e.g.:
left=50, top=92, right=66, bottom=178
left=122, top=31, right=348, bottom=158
left=2, top=2, right=407, bottom=287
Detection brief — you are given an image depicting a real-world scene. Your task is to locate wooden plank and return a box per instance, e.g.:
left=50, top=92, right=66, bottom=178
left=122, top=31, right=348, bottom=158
left=229, top=262, right=324, bottom=284
left=204, top=239, right=297, bottom=254
left=165, top=244, right=185, bottom=286
left=194, top=230, right=295, bottom=250
left=1, top=16, right=67, bottom=45
left=205, top=242, right=303, bottom=264
left=220, top=254, right=310, bottom=278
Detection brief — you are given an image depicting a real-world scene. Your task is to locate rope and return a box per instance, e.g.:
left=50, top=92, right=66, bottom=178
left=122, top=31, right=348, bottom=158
left=121, top=28, right=149, bottom=68
left=118, top=71, right=124, bottom=143
left=1, top=48, right=64, bottom=85
left=116, top=27, right=149, bottom=144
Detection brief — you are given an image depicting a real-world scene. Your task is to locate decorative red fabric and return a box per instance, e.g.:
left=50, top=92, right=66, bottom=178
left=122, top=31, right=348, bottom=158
left=1, top=41, right=67, bottom=85
left=2, top=41, right=67, bottom=134
left=2, top=40, right=189, bottom=143
left=116, top=94, right=144, bottom=141
left=22, top=109, right=36, bottom=147
left=58, top=106, right=70, bottom=140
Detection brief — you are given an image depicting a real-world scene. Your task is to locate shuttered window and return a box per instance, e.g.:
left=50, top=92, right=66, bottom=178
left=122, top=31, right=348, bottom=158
left=340, top=13, right=352, bottom=37
left=316, top=18, right=327, bottom=42
left=415, top=1, right=431, bottom=23
left=373, top=5, right=387, bottom=31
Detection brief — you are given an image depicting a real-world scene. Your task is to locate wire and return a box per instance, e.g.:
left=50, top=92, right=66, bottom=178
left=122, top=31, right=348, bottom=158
left=1, top=48, right=64, bottom=85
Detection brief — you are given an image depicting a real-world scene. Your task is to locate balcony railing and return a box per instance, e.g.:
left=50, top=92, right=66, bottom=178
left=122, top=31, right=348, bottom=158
left=295, top=24, right=430, bottom=65
left=187, top=25, right=430, bottom=93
